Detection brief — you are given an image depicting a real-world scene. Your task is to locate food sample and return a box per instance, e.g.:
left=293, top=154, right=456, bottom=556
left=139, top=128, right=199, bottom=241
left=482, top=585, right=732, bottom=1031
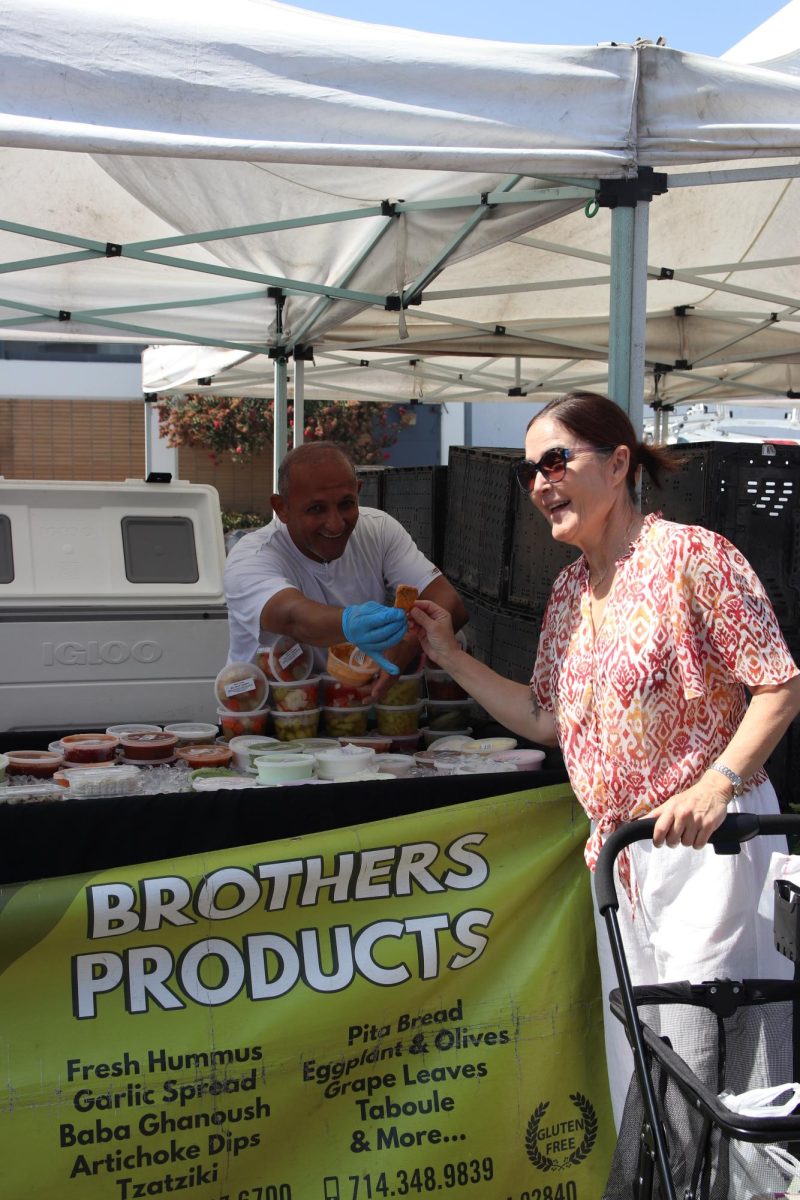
left=176, top=745, right=234, bottom=769
left=394, top=584, right=419, bottom=612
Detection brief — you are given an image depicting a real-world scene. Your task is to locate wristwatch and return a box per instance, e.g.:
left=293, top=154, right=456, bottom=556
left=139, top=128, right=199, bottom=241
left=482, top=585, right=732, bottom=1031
left=709, top=760, right=744, bottom=797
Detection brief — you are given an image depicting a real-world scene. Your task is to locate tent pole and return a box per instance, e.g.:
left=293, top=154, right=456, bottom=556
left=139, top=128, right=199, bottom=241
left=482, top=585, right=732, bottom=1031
left=273, top=355, right=288, bottom=488
left=143, top=395, right=179, bottom=480
left=608, top=198, right=650, bottom=434
left=293, top=358, right=305, bottom=449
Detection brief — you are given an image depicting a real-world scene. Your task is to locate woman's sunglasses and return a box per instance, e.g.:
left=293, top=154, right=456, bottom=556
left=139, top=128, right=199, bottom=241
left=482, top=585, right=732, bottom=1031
left=513, top=447, right=605, bottom=493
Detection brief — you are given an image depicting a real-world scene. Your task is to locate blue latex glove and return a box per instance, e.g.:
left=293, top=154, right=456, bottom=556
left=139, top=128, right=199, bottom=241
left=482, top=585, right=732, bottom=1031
left=341, top=601, right=407, bottom=675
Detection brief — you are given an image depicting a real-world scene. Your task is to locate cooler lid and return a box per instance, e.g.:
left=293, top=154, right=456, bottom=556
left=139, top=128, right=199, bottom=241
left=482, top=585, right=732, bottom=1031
left=0, top=479, right=226, bottom=606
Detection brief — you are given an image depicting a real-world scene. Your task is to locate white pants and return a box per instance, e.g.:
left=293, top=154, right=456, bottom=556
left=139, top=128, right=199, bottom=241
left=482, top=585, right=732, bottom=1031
left=592, top=781, right=792, bottom=1130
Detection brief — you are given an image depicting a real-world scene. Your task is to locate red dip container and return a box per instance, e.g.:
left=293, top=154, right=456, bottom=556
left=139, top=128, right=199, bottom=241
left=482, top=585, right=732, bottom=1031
left=119, top=731, right=178, bottom=762
left=61, top=732, right=120, bottom=764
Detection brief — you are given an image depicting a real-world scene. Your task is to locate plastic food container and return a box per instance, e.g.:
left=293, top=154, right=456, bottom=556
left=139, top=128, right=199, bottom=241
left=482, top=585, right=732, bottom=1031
left=320, top=674, right=368, bottom=708
left=460, top=737, right=518, bottom=755
left=323, top=705, right=371, bottom=737
left=0, top=782, right=66, bottom=804
left=61, top=766, right=142, bottom=796
left=327, top=643, right=378, bottom=686
left=269, top=676, right=321, bottom=712
left=337, top=734, right=392, bottom=753
left=493, top=748, right=546, bottom=770
left=106, top=723, right=163, bottom=737
left=424, top=668, right=468, bottom=701
left=192, top=775, right=260, bottom=792
left=228, top=735, right=280, bottom=772
left=387, top=731, right=422, bottom=754
left=176, top=744, right=234, bottom=769
left=426, top=699, right=475, bottom=731
left=214, top=661, right=269, bottom=713
left=421, top=726, right=473, bottom=748
left=5, top=749, right=64, bottom=778
left=218, top=706, right=271, bottom=740
left=54, top=759, right=119, bottom=785
left=118, top=731, right=179, bottom=762
left=61, top=732, right=120, bottom=764
left=374, top=702, right=424, bottom=736
left=254, top=752, right=316, bottom=784
left=380, top=671, right=423, bottom=706
left=257, top=636, right=314, bottom=683
left=0, top=752, right=8, bottom=784
left=163, top=722, right=219, bottom=746
left=271, top=707, right=321, bottom=742
left=314, top=746, right=376, bottom=780
left=373, top=753, right=415, bottom=777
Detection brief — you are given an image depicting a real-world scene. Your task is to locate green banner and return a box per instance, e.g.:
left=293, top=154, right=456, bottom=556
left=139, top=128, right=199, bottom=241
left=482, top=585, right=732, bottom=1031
left=0, top=783, right=614, bottom=1200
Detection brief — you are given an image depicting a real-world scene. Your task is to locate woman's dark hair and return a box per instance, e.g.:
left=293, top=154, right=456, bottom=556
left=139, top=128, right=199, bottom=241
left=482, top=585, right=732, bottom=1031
left=527, top=390, right=681, bottom=494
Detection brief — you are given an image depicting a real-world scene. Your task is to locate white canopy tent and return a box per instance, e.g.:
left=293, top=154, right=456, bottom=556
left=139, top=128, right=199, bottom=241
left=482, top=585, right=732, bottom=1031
left=3, top=0, right=800, bottom=471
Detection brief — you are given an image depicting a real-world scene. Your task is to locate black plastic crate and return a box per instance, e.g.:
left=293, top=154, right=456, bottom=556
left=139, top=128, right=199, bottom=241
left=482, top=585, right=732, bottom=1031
left=355, top=466, right=385, bottom=510
left=442, top=447, right=518, bottom=600
left=643, top=442, right=800, bottom=637
left=490, top=607, right=542, bottom=684
left=382, top=465, right=447, bottom=564
left=459, top=590, right=496, bottom=666
left=507, top=489, right=581, bottom=614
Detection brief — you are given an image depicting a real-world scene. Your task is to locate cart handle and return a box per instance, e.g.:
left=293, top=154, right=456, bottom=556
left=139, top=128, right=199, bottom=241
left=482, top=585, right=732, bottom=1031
left=594, top=811, right=796, bottom=914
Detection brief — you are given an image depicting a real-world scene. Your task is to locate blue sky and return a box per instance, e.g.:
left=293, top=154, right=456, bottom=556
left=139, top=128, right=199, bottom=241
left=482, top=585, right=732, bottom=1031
left=282, top=0, right=788, bottom=57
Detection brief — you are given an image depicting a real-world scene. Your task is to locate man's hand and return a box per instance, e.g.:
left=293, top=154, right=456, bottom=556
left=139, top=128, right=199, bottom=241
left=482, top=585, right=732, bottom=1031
left=341, top=601, right=407, bottom=675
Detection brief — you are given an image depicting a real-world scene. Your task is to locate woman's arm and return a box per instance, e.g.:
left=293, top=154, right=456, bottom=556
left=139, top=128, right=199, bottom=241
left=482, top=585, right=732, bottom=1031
left=411, top=599, right=558, bottom=746
left=651, top=673, right=800, bottom=849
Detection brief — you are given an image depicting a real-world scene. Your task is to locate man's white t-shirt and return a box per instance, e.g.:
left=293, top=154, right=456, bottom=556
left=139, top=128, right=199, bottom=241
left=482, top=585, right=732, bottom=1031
left=223, top=507, right=442, bottom=667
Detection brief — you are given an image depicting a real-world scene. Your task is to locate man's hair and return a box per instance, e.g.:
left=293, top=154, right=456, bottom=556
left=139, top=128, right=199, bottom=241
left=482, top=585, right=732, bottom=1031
left=276, top=441, right=356, bottom=497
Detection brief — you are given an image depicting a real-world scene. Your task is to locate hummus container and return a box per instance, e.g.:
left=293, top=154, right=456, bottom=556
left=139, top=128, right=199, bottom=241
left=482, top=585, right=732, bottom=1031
left=118, top=731, right=178, bottom=762
left=6, top=748, right=63, bottom=777
left=323, top=705, right=371, bottom=737
left=320, top=674, right=368, bottom=707
left=61, top=732, right=120, bottom=764
left=0, top=782, right=66, bottom=804
left=380, top=671, right=423, bottom=706
left=254, top=752, right=316, bottom=784
left=269, top=676, right=321, bottom=713
left=61, top=766, right=142, bottom=797
left=257, top=636, right=314, bottom=683
left=373, top=753, right=414, bottom=777
left=176, top=744, right=234, bottom=769
left=218, top=705, right=270, bottom=740
left=424, top=668, right=468, bottom=701
left=327, top=643, right=378, bottom=686
left=493, top=748, right=546, bottom=770
left=337, top=734, right=392, bottom=753
left=214, top=661, right=269, bottom=713
left=460, top=736, right=518, bottom=755
left=314, top=746, right=376, bottom=780
left=271, top=707, right=321, bottom=741
left=163, top=722, right=219, bottom=746
left=228, top=734, right=280, bottom=772
left=374, top=702, right=423, bottom=736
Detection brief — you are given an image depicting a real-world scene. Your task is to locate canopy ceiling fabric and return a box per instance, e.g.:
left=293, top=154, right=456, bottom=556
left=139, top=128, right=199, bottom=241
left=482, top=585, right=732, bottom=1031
left=3, top=0, right=800, bottom=409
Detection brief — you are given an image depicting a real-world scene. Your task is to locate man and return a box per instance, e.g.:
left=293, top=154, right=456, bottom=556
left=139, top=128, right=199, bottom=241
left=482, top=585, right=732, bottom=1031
left=224, top=441, right=468, bottom=697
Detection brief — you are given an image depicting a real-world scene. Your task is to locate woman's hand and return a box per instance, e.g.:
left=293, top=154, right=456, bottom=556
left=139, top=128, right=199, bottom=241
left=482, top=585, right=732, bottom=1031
left=408, top=599, right=459, bottom=672
left=647, top=775, right=731, bottom=849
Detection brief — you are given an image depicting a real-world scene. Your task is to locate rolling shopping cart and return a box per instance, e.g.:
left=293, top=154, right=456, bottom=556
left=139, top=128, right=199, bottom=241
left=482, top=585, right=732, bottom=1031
left=595, top=812, right=800, bottom=1200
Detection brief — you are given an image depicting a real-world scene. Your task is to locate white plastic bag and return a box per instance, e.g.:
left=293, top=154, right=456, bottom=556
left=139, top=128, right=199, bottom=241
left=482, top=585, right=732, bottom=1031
left=721, top=1082, right=800, bottom=1119
left=722, top=1085, right=800, bottom=1197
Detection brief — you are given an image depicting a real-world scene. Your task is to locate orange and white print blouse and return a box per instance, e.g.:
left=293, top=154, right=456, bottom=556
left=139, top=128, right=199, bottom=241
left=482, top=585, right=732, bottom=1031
left=531, top=514, right=798, bottom=874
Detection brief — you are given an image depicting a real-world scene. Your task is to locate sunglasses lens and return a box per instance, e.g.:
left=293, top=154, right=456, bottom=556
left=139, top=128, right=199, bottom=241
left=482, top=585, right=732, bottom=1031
left=515, top=461, right=535, bottom=492
left=540, top=449, right=568, bottom=481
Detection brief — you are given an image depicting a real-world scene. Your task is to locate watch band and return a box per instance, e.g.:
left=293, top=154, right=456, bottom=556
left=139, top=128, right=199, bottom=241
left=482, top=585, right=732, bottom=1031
left=709, top=761, right=744, bottom=797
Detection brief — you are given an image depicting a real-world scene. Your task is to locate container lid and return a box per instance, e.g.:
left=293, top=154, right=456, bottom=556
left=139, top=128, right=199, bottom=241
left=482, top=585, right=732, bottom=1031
left=217, top=704, right=270, bottom=718
left=229, top=735, right=280, bottom=753
left=270, top=707, right=321, bottom=718
left=337, top=734, right=392, bottom=750
left=426, top=697, right=473, bottom=708
left=192, top=775, right=260, bottom=792
left=6, top=748, right=63, bottom=765
left=119, top=730, right=178, bottom=748
left=327, top=643, right=378, bottom=685
left=176, top=745, right=234, bottom=765
left=461, top=737, right=518, bottom=755
left=62, top=732, right=120, bottom=748
left=263, top=637, right=314, bottom=682
left=269, top=674, right=321, bottom=690
left=164, top=722, right=219, bottom=738
left=374, top=701, right=424, bottom=712
left=106, top=723, right=163, bottom=736
left=214, top=661, right=269, bottom=711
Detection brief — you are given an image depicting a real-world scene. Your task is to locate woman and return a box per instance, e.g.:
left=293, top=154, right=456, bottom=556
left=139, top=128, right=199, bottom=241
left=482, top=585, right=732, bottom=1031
left=411, top=391, right=800, bottom=1125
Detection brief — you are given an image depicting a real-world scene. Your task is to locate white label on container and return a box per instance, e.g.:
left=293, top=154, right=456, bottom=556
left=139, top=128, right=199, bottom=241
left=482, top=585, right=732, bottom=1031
left=225, top=678, right=257, bottom=698
left=278, top=643, right=304, bottom=670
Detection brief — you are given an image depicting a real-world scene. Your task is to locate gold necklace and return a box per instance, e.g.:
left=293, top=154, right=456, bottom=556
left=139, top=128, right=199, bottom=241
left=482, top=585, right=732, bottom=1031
left=589, top=517, right=636, bottom=592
